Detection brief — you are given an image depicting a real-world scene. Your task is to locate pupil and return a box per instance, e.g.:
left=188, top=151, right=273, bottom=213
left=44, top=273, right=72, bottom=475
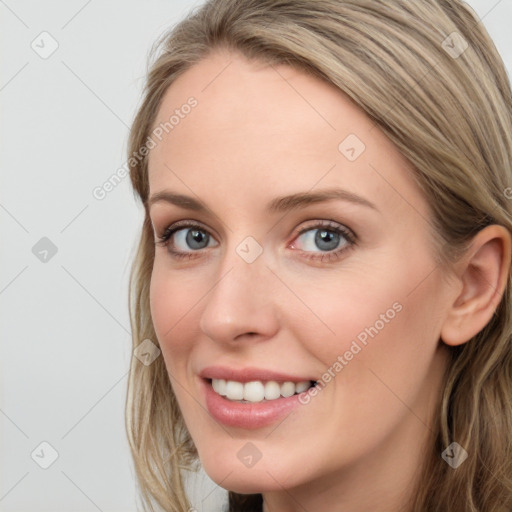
left=187, top=229, right=208, bottom=249
left=316, top=230, right=339, bottom=251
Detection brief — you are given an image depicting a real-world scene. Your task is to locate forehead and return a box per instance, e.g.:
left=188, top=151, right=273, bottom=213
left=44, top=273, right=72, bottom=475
left=147, top=48, right=426, bottom=220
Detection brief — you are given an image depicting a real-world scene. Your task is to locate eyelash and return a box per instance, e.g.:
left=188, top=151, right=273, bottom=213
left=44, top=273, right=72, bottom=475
left=154, top=219, right=356, bottom=263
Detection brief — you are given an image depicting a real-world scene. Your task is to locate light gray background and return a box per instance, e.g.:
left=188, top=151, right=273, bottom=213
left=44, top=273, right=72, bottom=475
left=1, top=1, right=511, bottom=511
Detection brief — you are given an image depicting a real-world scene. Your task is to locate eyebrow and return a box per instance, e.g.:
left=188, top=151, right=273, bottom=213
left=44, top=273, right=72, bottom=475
left=148, top=187, right=378, bottom=213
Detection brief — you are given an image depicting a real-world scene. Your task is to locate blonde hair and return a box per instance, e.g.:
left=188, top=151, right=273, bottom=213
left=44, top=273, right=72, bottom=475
left=125, top=1, right=512, bottom=510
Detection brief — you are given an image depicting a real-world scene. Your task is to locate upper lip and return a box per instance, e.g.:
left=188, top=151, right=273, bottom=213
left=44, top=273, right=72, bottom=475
left=199, top=365, right=316, bottom=383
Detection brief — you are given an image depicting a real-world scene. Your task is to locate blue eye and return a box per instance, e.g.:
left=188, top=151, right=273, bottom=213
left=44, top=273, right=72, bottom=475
left=290, top=221, right=355, bottom=262
left=155, top=221, right=217, bottom=260
left=155, top=219, right=355, bottom=262
left=172, top=227, right=215, bottom=251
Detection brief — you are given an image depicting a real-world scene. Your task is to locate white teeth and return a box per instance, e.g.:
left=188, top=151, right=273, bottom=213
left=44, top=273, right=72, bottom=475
left=280, top=381, right=296, bottom=398
left=212, top=378, right=226, bottom=395
left=243, top=381, right=265, bottom=402
left=295, top=381, right=310, bottom=393
left=225, top=380, right=244, bottom=400
left=211, top=378, right=313, bottom=403
left=264, top=381, right=281, bottom=400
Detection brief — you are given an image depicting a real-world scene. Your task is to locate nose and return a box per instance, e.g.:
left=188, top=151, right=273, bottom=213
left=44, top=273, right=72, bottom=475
left=198, top=243, right=280, bottom=345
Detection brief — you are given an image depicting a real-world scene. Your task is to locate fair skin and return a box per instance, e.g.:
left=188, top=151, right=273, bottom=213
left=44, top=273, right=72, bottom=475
left=146, top=48, right=511, bottom=512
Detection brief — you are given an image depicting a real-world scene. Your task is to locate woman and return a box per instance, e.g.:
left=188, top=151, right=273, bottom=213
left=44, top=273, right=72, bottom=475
left=125, top=1, right=512, bottom=510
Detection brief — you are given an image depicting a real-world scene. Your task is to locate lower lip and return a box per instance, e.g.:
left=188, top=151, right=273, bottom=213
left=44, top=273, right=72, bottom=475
left=201, top=378, right=306, bottom=429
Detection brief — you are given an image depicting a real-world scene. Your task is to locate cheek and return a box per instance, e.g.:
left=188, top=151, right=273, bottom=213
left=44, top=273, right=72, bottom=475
left=299, top=272, right=405, bottom=368
left=149, top=265, right=197, bottom=370
left=310, top=255, right=446, bottom=410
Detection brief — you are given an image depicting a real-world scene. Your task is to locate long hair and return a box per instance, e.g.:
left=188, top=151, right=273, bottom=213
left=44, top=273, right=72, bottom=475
left=125, top=1, right=512, bottom=510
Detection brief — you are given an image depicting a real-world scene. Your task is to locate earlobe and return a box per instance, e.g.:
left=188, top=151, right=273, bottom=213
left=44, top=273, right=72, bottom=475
left=441, top=225, right=511, bottom=347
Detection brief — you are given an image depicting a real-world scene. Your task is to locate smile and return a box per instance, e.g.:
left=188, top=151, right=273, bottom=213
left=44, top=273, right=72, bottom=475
left=210, top=378, right=316, bottom=403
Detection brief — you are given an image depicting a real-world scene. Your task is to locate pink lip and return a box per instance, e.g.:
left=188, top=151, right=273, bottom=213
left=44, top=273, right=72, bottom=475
left=200, top=377, right=308, bottom=429
left=199, top=365, right=316, bottom=383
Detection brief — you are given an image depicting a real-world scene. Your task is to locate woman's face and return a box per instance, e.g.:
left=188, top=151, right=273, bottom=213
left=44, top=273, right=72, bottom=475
left=147, top=49, right=455, bottom=503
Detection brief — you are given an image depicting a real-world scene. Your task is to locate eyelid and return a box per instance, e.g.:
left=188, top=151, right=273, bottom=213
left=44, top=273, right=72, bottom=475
left=293, top=219, right=356, bottom=243
left=156, top=219, right=217, bottom=241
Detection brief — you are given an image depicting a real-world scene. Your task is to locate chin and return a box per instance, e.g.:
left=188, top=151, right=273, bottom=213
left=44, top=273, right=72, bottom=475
left=200, top=452, right=298, bottom=494
left=205, top=470, right=283, bottom=494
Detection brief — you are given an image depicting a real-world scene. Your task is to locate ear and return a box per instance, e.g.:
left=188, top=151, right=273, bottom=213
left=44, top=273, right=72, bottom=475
left=441, top=225, right=511, bottom=347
